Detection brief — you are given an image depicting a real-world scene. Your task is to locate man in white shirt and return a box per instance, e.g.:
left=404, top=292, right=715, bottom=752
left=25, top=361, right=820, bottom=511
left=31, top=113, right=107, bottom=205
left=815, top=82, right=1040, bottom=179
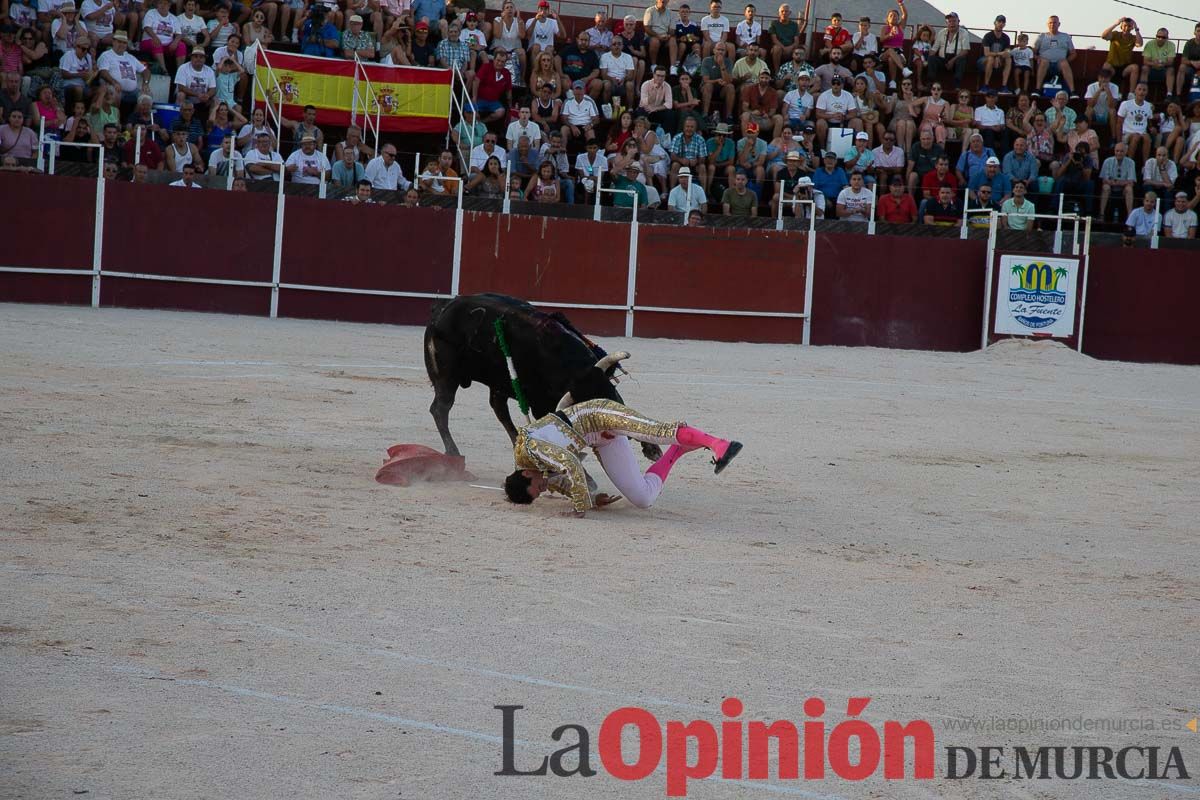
left=667, top=165, right=707, bottom=213
left=835, top=170, right=873, bottom=220
left=598, top=35, right=636, bottom=105
left=1124, top=191, right=1161, bottom=236
left=734, top=3, right=760, bottom=56
left=58, top=36, right=95, bottom=97
left=1162, top=192, right=1198, bottom=238
left=469, top=132, right=506, bottom=174
left=97, top=31, right=148, bottom=104
left=243, top=131, right=284, bottom=181
left=560, top=79, right=599, bottom=147
left=525, top=0, right=560, bottom=61
left=174, top=46, right=216, bottom=110
left=208, top=133, right=245, bottom=178
left=1116, top=81, right=1152, bottom=163
left=700, top=0, right=729, bottom=58
left=285, top=134, right=331, bottom=185
left=169, top=163, right=203, bottom=187
left=573, top=138, right=607, bottom=198
left=364, top=144, right=411, bottom=190
left=781, top=71, right=814, bottom=126
left=870, top=130, right=905, bottom=185
left=79, top=0, right=114, bottom=47
left=504, top=106, right=542, bottom=151
left=972, top=88, right=1008, bottom=153
left=1084, top=66, right=1121, bottom=137
left=814, top=75, right=861, bottom=146
left=50, top=2, right=88, bottom=53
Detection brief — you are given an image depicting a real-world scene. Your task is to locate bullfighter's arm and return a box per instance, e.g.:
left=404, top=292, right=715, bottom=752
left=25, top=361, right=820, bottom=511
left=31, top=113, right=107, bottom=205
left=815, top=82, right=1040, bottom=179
left=515, top=438, right=592, bottom=513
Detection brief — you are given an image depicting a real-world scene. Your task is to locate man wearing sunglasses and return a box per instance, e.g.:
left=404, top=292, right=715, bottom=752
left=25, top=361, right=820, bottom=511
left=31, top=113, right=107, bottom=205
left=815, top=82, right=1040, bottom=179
left=1140, top=28, right=1176, bottom=100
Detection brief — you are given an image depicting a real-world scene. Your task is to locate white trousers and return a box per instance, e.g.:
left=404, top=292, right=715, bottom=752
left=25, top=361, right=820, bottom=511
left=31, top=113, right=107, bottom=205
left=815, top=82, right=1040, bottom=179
left=595, top=434, right=663, bottom=509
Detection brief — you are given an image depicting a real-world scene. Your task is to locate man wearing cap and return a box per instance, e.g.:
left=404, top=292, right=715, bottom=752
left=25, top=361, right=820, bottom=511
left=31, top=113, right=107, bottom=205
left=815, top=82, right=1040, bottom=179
left=667, top=164, right=706, bottom=212
left=1034, top=15, right=1077, bottom=98
left=50, top=1, right=88, bottom=53
left=341, top=14, right=376, bottom=60
left=781, top=70, right=813, bottom=128
left=408, top=21, right=435, bottom=66
left=740, top=67, right=781, bottom=139
left=814, top=72, right=860, bottom=145
left=97, top=30, right=148, bottom=106
left=174, top=47, right=215, bottom=112
left=877, top=174, right=916, bottom=223
left=698, top=42, right=736, bottom=121
left=811, top=148, right=847, bottom=206
left=973, top=88, right=1007, bottom=154
left=812, top=45, right=850, bottom=92
left=1163, top=191, right=1198, bottom=238
left=870, top=130, right=904, bottom=186
left=978, top=15, right=1012, bottom=93
left=842, top=130, right=874, bottom=185
left=612, top=158, right=648, bottom=207
left=771, top=154, right=820, bottom=219
left=561, top=78, right=599, bottom=147
left=734, top=120, right=767, bottom=183
left=244, top=130, right=284, bottom=180
left=705, top=121, right=735, bottom=190
left=526, top=1, right=561, bottom=64
left=928, top=11, right=968, bottom=88
left=285, top=133, right=330, bottom=185
left=968, top=155, right=1011, bottom=204
left=472, top=47, right=513, bottom=124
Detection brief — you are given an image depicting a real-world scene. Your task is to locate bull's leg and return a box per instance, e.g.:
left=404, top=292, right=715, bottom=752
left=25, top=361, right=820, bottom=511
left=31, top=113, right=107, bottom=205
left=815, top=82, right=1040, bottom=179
left=425, top=331, right=463, bottom=458
left=489, top=389, right=521, bottom=445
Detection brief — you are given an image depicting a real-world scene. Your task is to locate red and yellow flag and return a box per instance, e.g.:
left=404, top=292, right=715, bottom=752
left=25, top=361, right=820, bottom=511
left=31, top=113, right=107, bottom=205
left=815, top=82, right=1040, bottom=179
left=253, top=48, right=451, bottom=133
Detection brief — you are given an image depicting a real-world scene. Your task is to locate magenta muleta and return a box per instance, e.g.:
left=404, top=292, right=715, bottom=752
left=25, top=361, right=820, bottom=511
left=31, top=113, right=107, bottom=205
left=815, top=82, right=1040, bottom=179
left=496, top=697, right=935, bottom=796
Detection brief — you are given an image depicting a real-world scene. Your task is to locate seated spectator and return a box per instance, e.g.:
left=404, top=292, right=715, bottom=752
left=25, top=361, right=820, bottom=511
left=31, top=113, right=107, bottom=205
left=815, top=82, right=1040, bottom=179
left=121, top=122, right=164, bottom=168
left=741, top=67, right=782, bottom=140
left=814, top=75, right=861, bottom=145
left=637, top=65, right=674, bottom=132
left=776, top=46, right=815, bottom=94
left=124, top=94, right=159, bottom=142
left=467, top=154, right=505, bottom=198
left=612, top=159, right=649, bottom=207
left=978, top=15, right=1012, bottom=92
left=344, top=179, right=376, bottom=204
left=418, top=151, right=460, bottom=195
left=811, top=149, right=847, bottom=204
left=341, top=15, right=376, bottom=60
left=731, top=38, right=769, bottom=87
left=243, top=130, right=283, bottom=180
left=1044, top=91, right=1076, bottom=144
left=877, top=4, right=907, bottom=86
left=705, top=120, right=735, bottom=191
left=667, top=165, right=706, bottom=212
left=508, top=135, right=540, bottom=180
left=812, top=45, right=851, bottom=91
left=401, top=187, right=421, bottom=206
left=365, top=143, right=411, bottom=190
left=561, top=31, right=602, bottom=96
left=97, top=31, right=148, bottom=108
left=599, top=36, right=636, bottom=107
left=642, top=0, right=672, bottom=66
left=968, top=156, right=1011, bottom=204
left=842, top=130, right=874, bottom=186
left=1118, top=83, right=1153, bottom=163
left=906, top=126, right=944, bottom=195
left=1163, top=191, right=1198, bottom=237
left=819, top=12, right=851, bottom=62
left=734, top=3, right=761, bottom=61
left=1158, top=101, right=1187, bottom=160
left=0, top=108, right=38, bottom=159
left=920, top=154, right=957, bottom=199
left=524, top=159, right=562, bottom=202
left=1001, top=137, right=1039, bottom=193
left=452, top=108, right=486, bottom=166
left=835, top=170, right=872, bottom=221
left=1125, top=190, right=1161, bottom=235
left=1033, top=15, right=1077, bottom=98
left=574, top=138, right=606, bottom=200
left=1066, top=116, right=1099, bottom=158
left=164, top=122, right=204, bottom=172
left=974, top=89, right=1008, bottom=154
left=1101, top=17, right=1141, bottom=97
left=506, top=106, right=542, bottom=151
left=407, top=21, right=436, bottom=67
left=538, top=130, right=574, bottom=202
left=436, top=22, right=472, bottom=79
left=141, top=0, right=188, bottom=72
left=923, top=184, right=961, bottom=224
left=208, top=6, right=241, bottom=52
left=285, top=133, right=330, bottom=184
left=207, top=132, right=243, bottom=178
left=721, top=170, right=757, bottom=216
left=531, top=84, right=562, bottom=134
left=169, top=163, right=204, bottom=188
left=668, top=114, right=706, bottom=187
left=459, top=12, right=488, bottom=73
left=956, top=133, right=995, bottom=185
left=1004, top=92, right=1034, bottom=143
left=560, top=79, right=600, bottom=148
left=59, top=35, right=95, bottom=106
left=31, top=85, right=66, bottom=133
left=877, top=174, right=917, bottom=223
left=871, top=129, right=904, bottom=186
left=968, top=183, right=1000, bottom=227
left=1000, top=179, right=1036, bottom=229
left=927, top=12, right=969, bottom=88
left=1053, top=141, right=1096, bottom=215
left=1085, top=67, right=1121, bottom=138
left=99, top=122, right=123, bottom=166
left=781, top=71, right=814, bottom=131
left=673, top=71, right=704, bottom=131
left=1175, top=22, right=1200, bottom=100
left=472, top=48, right=512, bottom=125
left=1140, top=28, right=1176, bottom=98
left=1142, top=146, right=1178, bottom=205
left=469, top=131, right=506, bottom=174
left=770, top=151, right=814, bottom=217
left=734, top=121, right=767, bottom=184
left=1099, top=141, right=1137, bottom=221
left=174, top=101, right=205, bottom=148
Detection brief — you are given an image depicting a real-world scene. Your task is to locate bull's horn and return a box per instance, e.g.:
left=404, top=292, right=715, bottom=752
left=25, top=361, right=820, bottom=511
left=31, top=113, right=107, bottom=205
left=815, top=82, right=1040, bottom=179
left=595, top=351, right=631, bottom=372
left=556, top=391, right=575, bottom=411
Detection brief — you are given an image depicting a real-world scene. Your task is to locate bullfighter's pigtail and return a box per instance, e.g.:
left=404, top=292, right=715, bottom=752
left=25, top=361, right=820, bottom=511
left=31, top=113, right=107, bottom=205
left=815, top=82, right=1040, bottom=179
left=493, top=318, right=532, bottom=422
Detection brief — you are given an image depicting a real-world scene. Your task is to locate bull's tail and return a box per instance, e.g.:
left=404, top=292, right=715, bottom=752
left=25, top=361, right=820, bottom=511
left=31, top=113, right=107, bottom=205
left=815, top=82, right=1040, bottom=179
left=549, top=312, right=608, bottom=362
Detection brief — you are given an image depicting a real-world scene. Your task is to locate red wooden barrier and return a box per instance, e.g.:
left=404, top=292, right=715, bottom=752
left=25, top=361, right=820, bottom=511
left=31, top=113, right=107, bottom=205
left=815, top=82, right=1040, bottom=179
left=0, top=173, right=96, bottom=270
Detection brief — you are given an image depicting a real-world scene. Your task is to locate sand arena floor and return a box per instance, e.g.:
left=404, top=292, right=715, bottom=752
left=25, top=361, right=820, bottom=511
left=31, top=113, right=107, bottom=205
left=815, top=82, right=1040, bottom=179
left=1, top=304, right=1198, bottom=800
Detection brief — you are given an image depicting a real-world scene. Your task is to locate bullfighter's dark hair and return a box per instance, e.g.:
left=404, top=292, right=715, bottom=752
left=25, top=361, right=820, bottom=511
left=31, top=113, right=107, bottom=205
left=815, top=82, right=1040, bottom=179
left=504, top=470, right=535, bottom=504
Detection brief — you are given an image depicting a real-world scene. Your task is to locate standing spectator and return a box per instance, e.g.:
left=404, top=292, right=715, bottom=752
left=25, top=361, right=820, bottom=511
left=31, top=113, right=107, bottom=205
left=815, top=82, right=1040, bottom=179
left=835, top=170, right=872, bottom=220
left=471, top=47, right=512, bottom=125
left=1140, top=28, right=1176, bottom=99
left=642, top=0, right=671, bottom=67
left=285, top=132, right=329, bottom=184
left=667, top=164, right=706, bottom=211
left=1175, top=22, right=1200, bottom=100
left=1117, top=82, right=1153, bottom=163
left=927, top=11, right=968, bottom=88
left=561, top=79, right=599, bottom=148
left=974, top=88, right=1007, bottom=154
left=409, top=0, right=443, bottom=37
left=174, top=47, right=215, bottom=112
left=1163, top=191, right=1197, bottom=237
left=617, top=14, right=648, bottom=87
left=912, top=82, right=947, bottom=145
left=877, top=175, right=916, bottom=222
left=1034, top=15, right=1076, bottom=98
left=365, top=144, right=410, bottom=190
left=1100, top=17, right=1141, bottom=97
left=721, top=170, right=757, bottom=215
left=978, top=15, right=1011, bottom=93
left=243, top=130, right=282, bottom=180
left=1099, top=141, right=1137, bottom=221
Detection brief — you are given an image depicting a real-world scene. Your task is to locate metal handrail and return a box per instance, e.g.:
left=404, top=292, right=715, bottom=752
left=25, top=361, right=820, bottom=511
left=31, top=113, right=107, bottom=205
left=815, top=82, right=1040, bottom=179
left=250, top=42, right=286, bottom=148
left=448, top=65, right=476, bottom=175
left=352, top=54, right=384, bottom=159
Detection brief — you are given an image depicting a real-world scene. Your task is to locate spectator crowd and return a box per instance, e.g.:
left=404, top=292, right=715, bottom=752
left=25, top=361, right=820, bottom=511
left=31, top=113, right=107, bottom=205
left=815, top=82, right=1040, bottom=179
left=1, top=0, right=1198, bottom=237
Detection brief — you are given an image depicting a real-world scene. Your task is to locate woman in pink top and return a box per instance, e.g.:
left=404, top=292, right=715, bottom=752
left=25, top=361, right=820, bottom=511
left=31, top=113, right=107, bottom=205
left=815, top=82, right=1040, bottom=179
left=0, top=108, right=39, bottom=160
left=879, top=0, right=907, bottom=86
left=912, top=82, right=947, bottom=144
left=32, top=86, right=66, bottom=132
left=525, top=159, right=561, bottom=202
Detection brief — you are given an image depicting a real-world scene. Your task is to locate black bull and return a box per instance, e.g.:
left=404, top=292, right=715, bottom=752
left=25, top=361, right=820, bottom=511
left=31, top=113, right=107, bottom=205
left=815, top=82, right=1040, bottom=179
left=423, top=293, right=661, bottom=461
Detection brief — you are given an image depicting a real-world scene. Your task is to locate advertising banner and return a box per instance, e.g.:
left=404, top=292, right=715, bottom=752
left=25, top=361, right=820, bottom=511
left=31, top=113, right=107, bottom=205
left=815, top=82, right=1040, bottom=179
left=994, top=255, right=1080, bottom=338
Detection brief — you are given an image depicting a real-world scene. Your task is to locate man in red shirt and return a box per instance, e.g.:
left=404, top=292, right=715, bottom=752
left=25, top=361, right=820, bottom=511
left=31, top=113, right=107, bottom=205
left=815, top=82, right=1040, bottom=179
left=877, top=175, right=917, bottom=223
left=920, top=155, right=958, bottom=199
left=121, top=129, right=164, bottom=169
left=472, top=48, right=513, bottom=124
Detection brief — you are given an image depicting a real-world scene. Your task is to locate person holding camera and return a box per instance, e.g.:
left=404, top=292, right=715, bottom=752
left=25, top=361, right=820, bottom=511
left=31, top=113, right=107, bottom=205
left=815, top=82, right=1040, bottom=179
left=300, top=6, right=340, bottom=57
left=1101, top=17, right=1141, bottom=98
left=1053, top=141, right=1095, bottom=215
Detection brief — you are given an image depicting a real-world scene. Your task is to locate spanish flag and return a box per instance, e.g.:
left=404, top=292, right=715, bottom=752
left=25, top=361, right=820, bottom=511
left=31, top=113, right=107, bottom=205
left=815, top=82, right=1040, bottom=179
left=252, top=46, right=451, bottom=133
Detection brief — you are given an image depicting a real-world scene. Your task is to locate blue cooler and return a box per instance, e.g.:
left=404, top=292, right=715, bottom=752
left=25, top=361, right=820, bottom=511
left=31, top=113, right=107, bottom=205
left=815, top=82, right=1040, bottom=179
left=152, top=103, right=181, bottom=132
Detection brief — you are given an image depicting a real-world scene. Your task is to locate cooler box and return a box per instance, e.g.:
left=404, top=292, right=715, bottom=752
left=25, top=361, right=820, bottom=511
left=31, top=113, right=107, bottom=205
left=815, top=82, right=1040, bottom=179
left=152, top=103, right=181, bottom=132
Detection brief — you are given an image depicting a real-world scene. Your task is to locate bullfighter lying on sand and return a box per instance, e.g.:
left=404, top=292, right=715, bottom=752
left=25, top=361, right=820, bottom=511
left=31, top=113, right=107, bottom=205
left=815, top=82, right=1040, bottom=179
left=503, top=397, right=743, bottom=517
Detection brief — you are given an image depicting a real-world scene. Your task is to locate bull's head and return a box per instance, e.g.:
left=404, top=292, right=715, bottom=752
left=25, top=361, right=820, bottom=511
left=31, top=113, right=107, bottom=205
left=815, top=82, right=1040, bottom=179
left=559, top=353, right=662, bottom=462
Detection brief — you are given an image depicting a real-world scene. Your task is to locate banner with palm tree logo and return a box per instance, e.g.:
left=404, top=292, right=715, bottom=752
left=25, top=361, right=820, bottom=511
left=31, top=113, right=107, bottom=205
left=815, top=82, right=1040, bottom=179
left=994, top=256, right=1079, bottom=337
